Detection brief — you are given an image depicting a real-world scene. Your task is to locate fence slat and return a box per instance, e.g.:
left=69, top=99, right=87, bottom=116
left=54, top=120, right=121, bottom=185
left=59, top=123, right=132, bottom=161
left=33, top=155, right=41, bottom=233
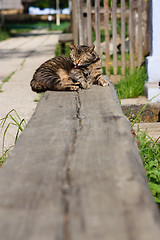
left=121, top=0, right=125, bottom=75
left=129, top=0, right=134, bottom=73
left=146, top=0, right=151, bottom=55
left=104, top=0, right=110, bottom=75
left=137, top=0, right=143, bottom=67
left=95, top=0, right=101, bottom=55
left=112, top=0, right=117, bottom=75
left=78, top=0, right=84, bottom=45
left=72, top=0, right=78, bottom=45
left=87, top=0, right=92, bottom=45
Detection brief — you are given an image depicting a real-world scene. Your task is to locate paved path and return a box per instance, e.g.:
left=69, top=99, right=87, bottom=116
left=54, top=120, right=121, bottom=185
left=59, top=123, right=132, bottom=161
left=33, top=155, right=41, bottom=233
left=0, top=30, right=59, bottom=155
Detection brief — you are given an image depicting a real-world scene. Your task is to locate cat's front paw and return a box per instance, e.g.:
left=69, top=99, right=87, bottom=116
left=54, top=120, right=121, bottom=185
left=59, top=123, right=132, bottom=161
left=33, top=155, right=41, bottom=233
left=98, top=78, right=109, bottom=87
left=68, top=85, right=79, bottom=91
left=79, top=81, right=91, bottom=89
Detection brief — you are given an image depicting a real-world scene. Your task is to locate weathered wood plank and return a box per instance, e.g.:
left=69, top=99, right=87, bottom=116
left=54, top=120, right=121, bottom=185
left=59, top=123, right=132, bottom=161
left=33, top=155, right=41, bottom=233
left=68, top=84, right=160, bottom=240
left=0, top=92, right=78, bottom=240
left=0, top=82, right=160, bottom=240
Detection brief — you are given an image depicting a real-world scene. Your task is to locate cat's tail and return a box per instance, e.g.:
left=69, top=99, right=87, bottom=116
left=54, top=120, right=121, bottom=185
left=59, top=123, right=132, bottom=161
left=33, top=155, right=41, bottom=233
left=30, top=79, right=48, bottom=93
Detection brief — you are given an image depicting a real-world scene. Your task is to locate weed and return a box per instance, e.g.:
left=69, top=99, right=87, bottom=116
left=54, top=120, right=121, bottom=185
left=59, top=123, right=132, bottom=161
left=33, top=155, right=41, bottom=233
left=0, top=109, right=26, bottom=164
left=2, top=70, right=16, bottom=83
left=130, top=93, right=160, bottom=206
left=34, top=92, right=44, bottom=102
left=136, top=129, right=160, bottom=206
left=20, top=59, right=26, bottom=69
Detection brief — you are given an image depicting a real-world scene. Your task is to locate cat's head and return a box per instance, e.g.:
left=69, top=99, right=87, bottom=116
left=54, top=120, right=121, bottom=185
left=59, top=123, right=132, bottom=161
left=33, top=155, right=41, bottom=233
left=69, top=44, right=97, bottom=68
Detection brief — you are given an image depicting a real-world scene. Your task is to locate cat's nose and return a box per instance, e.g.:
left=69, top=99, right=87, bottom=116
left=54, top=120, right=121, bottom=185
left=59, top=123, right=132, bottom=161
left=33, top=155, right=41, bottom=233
left=74, top=60, right=80, bottom=65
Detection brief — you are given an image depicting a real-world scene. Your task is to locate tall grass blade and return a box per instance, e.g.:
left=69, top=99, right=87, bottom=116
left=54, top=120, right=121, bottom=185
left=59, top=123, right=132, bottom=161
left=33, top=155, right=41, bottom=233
left=15, top=119, right=25, bottom=144
left=2, top=122, right=17, bottom=153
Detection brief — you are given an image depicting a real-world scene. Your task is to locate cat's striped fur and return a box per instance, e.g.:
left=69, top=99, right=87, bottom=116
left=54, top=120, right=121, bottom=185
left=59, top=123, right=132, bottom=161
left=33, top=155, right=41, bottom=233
left=30, top=44, right=109, bottom=92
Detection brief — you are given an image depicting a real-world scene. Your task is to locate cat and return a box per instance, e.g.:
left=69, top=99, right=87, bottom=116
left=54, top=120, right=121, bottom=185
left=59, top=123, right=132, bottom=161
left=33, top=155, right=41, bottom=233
left=30, top=44, right=109, bottom=92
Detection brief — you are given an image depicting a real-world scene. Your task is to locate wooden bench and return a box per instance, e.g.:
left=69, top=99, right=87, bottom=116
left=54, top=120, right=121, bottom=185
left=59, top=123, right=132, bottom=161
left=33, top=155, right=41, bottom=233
left=0, top=79, right=160, bottom=240
left=58, top=33, right=73, bottom=55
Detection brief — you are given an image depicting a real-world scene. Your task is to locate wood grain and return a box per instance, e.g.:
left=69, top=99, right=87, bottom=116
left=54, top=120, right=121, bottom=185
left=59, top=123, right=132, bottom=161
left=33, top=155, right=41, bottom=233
left=0, top=82, right=160, bottom=240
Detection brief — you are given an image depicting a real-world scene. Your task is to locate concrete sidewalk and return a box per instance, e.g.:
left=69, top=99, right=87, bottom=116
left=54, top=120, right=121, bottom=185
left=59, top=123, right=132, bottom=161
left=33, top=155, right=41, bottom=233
left=0, top=29, right=60, bottom=155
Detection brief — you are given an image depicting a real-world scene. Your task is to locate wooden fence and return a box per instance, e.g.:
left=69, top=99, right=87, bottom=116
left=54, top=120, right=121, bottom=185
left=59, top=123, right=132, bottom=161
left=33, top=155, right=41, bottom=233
left=72, top=0, right=150, bottom=79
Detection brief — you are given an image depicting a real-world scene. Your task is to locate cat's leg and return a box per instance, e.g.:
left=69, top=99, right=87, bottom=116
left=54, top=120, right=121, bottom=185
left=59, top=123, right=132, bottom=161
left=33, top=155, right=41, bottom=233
left=55, top=69, right=80, bottom=91
left=69, top=68, right=92, bottom=89
left=91, top=69, right=109, bottom=87
left=30, top=79, right=48, bottom=92
left=97, top=78, right=109, bottom=87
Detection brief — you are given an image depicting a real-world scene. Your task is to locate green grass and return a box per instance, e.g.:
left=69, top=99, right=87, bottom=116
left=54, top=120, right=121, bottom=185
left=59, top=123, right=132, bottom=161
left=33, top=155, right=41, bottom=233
left=115, top=67, right=147, bottom=99
left=55, top=42, right=71, bottom=57
left=7, top=21, right=70, bottom=34
left=0, top=28, right=10, bottom=41
left=34, top=92, right=44, bottom=102
left=136, top=129, right=160, bottom=206
left=0, top=21, right=70, bottom=41
left=2, top=70, right=16, bottom=83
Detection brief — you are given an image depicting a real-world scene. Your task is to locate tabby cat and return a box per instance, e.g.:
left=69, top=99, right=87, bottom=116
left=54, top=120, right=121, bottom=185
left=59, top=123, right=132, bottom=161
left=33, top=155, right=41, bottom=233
left=30, top=44, right=109, bottom=92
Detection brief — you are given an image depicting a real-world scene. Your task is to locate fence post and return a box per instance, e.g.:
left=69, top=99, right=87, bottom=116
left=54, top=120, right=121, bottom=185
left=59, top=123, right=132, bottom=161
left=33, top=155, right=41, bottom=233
left=146, top=0, right=160, bottom=102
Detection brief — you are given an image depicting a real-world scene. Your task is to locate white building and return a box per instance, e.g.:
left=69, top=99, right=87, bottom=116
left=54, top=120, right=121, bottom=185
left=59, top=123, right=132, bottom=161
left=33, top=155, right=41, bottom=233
left=146, top=0, right=160, bottom=102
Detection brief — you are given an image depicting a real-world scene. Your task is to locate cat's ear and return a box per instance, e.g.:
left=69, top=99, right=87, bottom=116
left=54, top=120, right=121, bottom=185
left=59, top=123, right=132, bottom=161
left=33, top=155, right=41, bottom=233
left=68, top=43, right=76, bottom=50
left=88, top=44, right=95, bottom=53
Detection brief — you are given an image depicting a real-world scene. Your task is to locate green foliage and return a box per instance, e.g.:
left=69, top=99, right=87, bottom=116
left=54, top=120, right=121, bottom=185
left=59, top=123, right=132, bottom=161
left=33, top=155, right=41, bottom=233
left=0, top=109, right=26, bottom=164
left=0, top=22, right=70, bottom=41
left=7, top=21, right=70, bottom=34
left=136, top=130, right=160, bottom=205
left=33, top=0, right=68, bottom=9
left=115, top=67, right=147, bottom=99
left=89, top=0, right=129, bottom=7
left=55, top=42, right=71, bottom=57
left=0, top=28, right=10, bottom=41
left=34, top=92, right=44, bottom=102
